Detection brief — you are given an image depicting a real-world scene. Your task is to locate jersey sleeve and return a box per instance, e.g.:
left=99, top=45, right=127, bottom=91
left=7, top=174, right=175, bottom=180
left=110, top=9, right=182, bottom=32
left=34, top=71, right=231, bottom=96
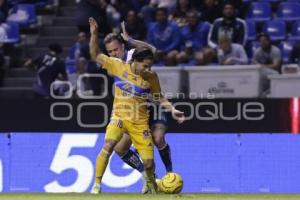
left=33, top=55, right=44, bottom=67
left=96, top=54, right=121, bottom=76
left=126, top=49, right=135, bottom=62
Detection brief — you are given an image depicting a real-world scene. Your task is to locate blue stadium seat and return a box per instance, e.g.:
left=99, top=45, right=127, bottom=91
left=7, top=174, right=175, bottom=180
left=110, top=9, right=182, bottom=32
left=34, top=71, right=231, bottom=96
left=280, top=40, right=296, bottom=63
left=263, top=19, right=286, bottom=41
left=246, top=2, right=272, bottom=22
left=6, top=4, right=37, bottom=26
left=246, top=20, right=257, bottom=41
left=289, top=20, right=300, bottom=40
left=277, top=2, right=300, bottom=22
left=0, top=23, right=20, bottom=43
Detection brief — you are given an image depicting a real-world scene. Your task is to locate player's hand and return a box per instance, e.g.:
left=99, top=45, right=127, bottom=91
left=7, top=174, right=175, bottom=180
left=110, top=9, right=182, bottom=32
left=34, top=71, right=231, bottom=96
left=223, top=58, right=233, bottom=65
left=141, top=69, right=154, bottom=80
left=120, top=21, right=129, bottom=42
left=89, top=17, right=98, bottom=35
left=172, top=109, right=185, bottom=124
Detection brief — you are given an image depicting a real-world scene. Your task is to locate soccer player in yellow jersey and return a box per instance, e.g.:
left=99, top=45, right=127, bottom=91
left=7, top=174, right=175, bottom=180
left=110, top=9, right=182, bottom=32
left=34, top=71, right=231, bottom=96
left=89, top=17, right=185, bottom=194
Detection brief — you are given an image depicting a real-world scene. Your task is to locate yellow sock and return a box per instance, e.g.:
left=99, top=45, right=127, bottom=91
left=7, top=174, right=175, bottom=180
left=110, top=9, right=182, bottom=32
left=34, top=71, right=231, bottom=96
left=95, top=149, right=110, bottom=184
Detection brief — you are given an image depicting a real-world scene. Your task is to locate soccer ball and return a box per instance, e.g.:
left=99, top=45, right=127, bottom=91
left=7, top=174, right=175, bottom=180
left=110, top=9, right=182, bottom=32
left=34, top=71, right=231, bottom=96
left=157, top=172, right=183, bottom=194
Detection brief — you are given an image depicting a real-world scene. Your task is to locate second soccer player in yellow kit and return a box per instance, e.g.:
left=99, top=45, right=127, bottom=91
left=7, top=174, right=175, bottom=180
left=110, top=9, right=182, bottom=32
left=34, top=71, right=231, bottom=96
left=89, top=17, right=185, bottom=194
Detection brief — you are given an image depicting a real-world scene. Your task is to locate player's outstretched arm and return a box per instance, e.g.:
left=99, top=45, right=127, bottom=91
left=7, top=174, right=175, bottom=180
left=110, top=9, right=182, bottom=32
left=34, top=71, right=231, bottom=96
left=144, top=71, right=185, bottom=124
left=159, top=97, right=185, bottom=124
left=89, top=18, right=119, bottom=75
left=89, top=17, right=106, bottom=65
left=120, top=21, right=156, bottom=54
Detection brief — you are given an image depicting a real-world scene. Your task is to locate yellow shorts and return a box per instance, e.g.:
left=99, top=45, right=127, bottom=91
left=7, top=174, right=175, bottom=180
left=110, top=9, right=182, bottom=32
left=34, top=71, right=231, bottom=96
left=105, top=118, right=154, bottom=160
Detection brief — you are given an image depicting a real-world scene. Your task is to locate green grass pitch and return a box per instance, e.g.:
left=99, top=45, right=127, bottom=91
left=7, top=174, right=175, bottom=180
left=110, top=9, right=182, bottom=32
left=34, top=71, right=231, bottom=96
left=1, top=193, right=300, bottom=200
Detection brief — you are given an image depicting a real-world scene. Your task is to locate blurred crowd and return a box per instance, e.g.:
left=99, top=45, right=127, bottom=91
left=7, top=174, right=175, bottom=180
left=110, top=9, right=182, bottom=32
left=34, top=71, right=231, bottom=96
left=73, top=0, right=300, bottom=70
left=1, top=0, right=300, bottom=98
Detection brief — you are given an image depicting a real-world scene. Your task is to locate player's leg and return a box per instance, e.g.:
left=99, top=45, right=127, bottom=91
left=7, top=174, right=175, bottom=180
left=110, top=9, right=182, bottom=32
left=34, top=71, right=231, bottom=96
left=94, top=139, right=117, bottom=185
left=114, top=133, right=144, bottom=173
left=92, top=119, right=124, bottom=193
left=152, top=123, right=173, bottom=173
left=127, top=123, right=157, bottom=194
left=114, top=134, right=149, bottom=193
left=142, top=158, right=157, bottom=193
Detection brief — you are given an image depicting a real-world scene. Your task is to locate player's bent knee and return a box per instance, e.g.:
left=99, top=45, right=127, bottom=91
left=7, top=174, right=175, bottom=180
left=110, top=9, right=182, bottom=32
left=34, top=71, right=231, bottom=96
left=152, top=126, right=167, bottom=149
left=154, top=137, right=166, bottom=149
left=114, top=145, right=128, bottom=157
left=113, top=134, right=132, bottom=156
left=103, top=140, right=118, bottom=153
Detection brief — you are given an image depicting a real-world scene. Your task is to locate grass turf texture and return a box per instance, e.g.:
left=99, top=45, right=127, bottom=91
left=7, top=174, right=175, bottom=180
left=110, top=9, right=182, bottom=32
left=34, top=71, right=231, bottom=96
left=0, top=194, right=300, bottom=200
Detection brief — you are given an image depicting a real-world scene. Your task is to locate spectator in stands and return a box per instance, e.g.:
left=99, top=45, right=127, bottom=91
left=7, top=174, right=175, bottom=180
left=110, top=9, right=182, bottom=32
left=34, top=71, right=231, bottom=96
left=76, top=0, right=111, bottom=36
left=253, top=33, right=282, bottom=72
left=0, top=0, right=8, bottom=23
left=25, top=43, right=68, bottom=98
left=75, top=35, right=114, bottom=97
left=194, top=47, right=218, bottom=65
left=147, top=7, right=181, bottom=66
left=170, top=0, right=193, bottom=27
left=217, top=34, right=248, bottom=65
left=70, top=52, right=93, bottom=98
left=68, top=32, right=88, bottom=61
left=208, top=1, right=247, bottom=48
left=176, top=10, right=211, bottom=65
left=198, top=0, right=222, bottom=24
left=103, top=0, right=122, bottom=32
left=141, top=0, right=177, bottom=25
left=67, top=32, right=89, bottom=91
left=124, top=10, right=147, bottom=40
left=290, top=42, right=300, bottom=65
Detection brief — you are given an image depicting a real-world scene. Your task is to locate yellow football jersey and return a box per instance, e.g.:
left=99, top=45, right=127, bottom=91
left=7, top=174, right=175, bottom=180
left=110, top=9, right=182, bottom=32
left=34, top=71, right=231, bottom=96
left=99, top=54, right=160, bottom=124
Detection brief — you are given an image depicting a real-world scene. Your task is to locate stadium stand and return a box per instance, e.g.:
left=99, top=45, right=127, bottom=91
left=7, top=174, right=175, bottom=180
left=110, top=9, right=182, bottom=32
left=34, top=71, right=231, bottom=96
left=0, top=0, right=299, bottom=98
left=263, top=19, right=286, bottom=41
left=289, top=20, right=300, bottom=41
left=246, top=2, right=272, bottom=23
left=280, top=40, right=295, bottom=64
left=0, top=22, right=20, bottom=43
left=277, top=2, right=300, bottom=22
left=0, top=0, right=73, bottom=98
left=246, top=19, right=257, bottom=41
left=7, top=4, right=37, bottom=26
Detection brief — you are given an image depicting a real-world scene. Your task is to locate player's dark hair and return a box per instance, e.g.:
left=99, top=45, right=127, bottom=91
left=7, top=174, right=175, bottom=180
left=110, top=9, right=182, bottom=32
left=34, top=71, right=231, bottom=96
left=132, top=47, right=154, bottom=62
left=257, top=32, right=270, bottom=41
left=48, top=43, right=63, bottom=54
left=103, top=33, right=123, bottom=45
left=222, top=0, right=236, bottom=9
left=156, top=7, right=168, bottom=15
